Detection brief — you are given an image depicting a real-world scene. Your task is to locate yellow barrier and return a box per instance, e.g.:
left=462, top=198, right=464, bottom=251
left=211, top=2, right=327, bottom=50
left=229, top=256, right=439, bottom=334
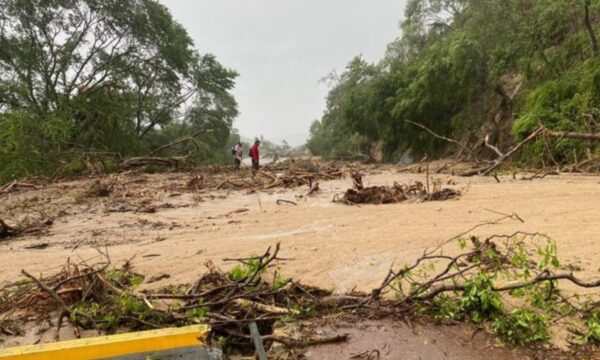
left=0, top=325, right=210, bottom=360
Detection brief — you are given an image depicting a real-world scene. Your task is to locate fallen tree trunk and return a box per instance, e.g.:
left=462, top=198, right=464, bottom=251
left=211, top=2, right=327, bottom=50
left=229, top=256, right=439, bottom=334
left=543, top=129, right=600, bottom=141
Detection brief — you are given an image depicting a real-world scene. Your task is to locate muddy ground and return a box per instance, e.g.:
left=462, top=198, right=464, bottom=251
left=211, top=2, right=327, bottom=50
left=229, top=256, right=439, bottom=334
left=1, top=163, right=600, bottom=357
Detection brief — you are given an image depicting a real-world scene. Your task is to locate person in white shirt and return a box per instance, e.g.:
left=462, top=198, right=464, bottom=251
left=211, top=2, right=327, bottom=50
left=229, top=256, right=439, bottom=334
left=233, top=141, right=243, bottom=170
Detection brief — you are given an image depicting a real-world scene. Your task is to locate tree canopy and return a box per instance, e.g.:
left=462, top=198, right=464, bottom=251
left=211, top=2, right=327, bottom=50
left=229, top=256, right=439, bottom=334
left=0, top=0, right=238, bottom=181
left=308, top=0, right=600, bottom=165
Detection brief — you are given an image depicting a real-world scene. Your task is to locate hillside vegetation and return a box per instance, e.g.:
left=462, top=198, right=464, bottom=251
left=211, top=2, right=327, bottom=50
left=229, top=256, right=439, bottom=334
left=308, top=0, right=600, bottom=165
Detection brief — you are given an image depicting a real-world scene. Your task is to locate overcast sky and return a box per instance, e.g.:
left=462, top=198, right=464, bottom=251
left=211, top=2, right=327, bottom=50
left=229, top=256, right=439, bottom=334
left=160, top=0, right=407, bottom=146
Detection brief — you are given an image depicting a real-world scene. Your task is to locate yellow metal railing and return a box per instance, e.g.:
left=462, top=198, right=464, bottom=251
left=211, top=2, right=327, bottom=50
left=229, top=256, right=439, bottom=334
left=0, top=325, right=210, bottom=360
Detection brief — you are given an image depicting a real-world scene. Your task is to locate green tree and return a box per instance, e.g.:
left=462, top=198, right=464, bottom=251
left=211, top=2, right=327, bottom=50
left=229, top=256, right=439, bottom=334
left=0, top=0, right=238, bottom=180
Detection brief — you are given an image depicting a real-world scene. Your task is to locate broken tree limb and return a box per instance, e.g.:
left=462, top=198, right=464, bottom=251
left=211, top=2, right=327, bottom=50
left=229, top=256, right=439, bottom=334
left=249, top=322, right=268, bottom=360
left=148, top=129, right=213, bottom=156
left=416, top=270, right=600, bottom=302
left=406, top=120, right=476, bottom=160
left=461, top=127, right=545, bottom=176
left=544, top=129, right=600, bottom=141
left=484, top=134, right=504, bottom=157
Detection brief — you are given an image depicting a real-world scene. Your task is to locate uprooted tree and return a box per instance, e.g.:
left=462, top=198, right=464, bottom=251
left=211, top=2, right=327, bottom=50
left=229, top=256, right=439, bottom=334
left=0, top=0, right=239, bottom=182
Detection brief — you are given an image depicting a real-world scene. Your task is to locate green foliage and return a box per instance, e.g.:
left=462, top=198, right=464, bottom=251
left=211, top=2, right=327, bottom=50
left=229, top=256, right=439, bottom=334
left=415, top=236, right=577, bottom=347
left=228, top=258, right=263, bottom=282
left=459, top=273, right=503, bottom=323
left=492, top=309, right=550, bottom=346
left=584, top=311, right=600, bottom=343
left=308, top=0, right=600, bottom=164
left=0, top=0, right=238, bottom=183
left=272, top=274, right=288, bottom=291
left=188, top=306, right=209, bottom=321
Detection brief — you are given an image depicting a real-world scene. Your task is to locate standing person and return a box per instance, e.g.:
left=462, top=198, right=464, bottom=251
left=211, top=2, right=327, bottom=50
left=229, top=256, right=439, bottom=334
left=232, top=140, right=243, bottom=170
left=250, top=139, right=260, bottom=172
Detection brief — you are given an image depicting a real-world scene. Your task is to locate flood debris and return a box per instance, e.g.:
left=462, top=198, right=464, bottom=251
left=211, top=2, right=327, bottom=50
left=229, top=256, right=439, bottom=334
left=0, top=219, right=18, bottom=240
left=181, top=162, right=343, bottom=194
left=0, top=181, right=40, bottom=197
left=1, top=229, right=600, bottom=358
left=336, top=172, right=460, bottom=205
left=0, top=244, right=351, bottom=356
left=85, top=180, right=114, bottom=197
left=0, top=217, right=53, bottom=241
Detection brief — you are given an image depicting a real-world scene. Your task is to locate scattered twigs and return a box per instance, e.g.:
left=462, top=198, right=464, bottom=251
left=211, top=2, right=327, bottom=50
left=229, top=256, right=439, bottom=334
left=21, top=270, right=98, bottom=337
left=2, top=230, right=598, bottom=355
left=276, top=199, right=298, bottom=206
left=176, top=161, right=343, bottom=194
left=521, top=169, right=559, bottom=180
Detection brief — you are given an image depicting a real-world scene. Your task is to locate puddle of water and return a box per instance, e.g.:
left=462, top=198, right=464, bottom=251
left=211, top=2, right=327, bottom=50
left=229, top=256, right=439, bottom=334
left=304, top=319, right=526, bottom=360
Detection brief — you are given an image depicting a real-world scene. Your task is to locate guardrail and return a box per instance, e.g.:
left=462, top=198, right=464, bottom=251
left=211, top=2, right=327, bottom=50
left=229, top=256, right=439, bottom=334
left=0, top=325, right=221, bottom=360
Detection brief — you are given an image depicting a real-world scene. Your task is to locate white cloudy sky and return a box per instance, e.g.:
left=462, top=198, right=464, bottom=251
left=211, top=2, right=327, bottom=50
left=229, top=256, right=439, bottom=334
left=159, top=0, right=407, bottom=146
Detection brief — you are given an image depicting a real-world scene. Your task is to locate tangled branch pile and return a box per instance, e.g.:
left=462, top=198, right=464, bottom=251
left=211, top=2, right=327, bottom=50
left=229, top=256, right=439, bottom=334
left=336, top=173, right=460, bottom=205
left=0, top=245, right=348, bottom=354
left=358, top=227, right=600, bottom=347
left=184, top=162, right=343, bottom=193
left=2, top=224, right=600, bottom=355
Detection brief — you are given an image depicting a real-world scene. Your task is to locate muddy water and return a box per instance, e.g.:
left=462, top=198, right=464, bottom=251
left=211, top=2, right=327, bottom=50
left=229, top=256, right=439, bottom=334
left=304, top=319, right=525, bottom=360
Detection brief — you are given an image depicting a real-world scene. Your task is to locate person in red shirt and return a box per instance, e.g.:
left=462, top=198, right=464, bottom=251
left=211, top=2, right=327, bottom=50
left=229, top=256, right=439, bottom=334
left=249, top=139, right=260, bottom=172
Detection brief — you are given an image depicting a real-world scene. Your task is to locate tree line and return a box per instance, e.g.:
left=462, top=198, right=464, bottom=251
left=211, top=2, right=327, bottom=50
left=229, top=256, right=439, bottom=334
left=0, top=0, right=239, bottom=182
left=308, top=0, right=600, bottom=165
